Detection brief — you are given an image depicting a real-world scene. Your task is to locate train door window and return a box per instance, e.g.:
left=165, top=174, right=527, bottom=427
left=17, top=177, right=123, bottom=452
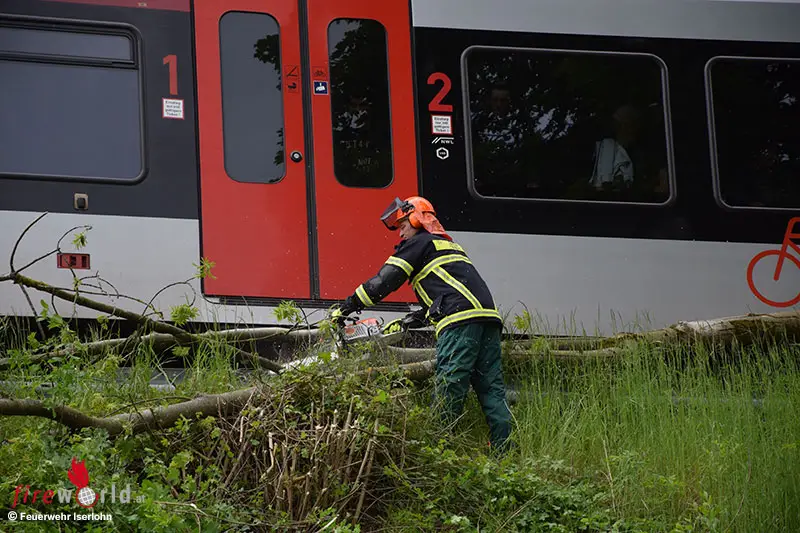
left=219, top=11, right=285, bottom=184
left=463, top=47, right=672, bottom=204
left=0, top=22, right=143, bottom=182
left=328, top=18, right=393, bottom=188
left=707, top=57, right=800, bottom=210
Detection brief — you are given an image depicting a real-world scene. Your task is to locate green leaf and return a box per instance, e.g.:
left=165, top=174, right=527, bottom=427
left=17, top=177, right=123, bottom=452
left=373, top=390, right=390, bottom=404
left=171, top=345, right=191, bottom=358
left=170, top=303, right=199, bottom=326
left=193, top=257, right=217, bottom=280
left=72, top=231, right=87, bottom=250
left=273, top=300, right=302, bottom=324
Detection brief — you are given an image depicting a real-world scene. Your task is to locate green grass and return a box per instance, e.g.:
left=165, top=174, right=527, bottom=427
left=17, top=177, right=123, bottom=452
left=2, top=311, right=800, bottom=532
left=482, top=338, right=800, bottom=532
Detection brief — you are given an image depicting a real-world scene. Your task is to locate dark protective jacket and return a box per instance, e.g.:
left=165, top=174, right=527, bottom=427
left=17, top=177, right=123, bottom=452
left=347, top=230, right=502, bottom=337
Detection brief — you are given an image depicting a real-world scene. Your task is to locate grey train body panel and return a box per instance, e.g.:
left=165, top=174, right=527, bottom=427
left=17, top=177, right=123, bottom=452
left=1, top=210, right=796, bottom=335
left=411, top=0, right=800, bottom=43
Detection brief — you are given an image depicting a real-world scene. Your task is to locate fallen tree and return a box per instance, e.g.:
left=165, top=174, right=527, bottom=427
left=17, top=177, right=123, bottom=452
left=2, top=212, right=800, bottom=438
left=386, top=309, right=800, bottom=362
left=5, top=306, right=799, bottom=372
left=3, top=307, right=799, bottom=435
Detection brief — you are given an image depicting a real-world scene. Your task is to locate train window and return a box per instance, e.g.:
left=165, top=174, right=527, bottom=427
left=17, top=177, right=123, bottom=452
left=707, top=57, right=800, bottom=209
left=328, top=18, right=393, bottom=188
left=0, top=23, right=142, bottom=182
left=464, top=47, right=672, bottom=204
left=219, top=11, right=285, bottom=184
left=0, top=26, right=132, bottom=62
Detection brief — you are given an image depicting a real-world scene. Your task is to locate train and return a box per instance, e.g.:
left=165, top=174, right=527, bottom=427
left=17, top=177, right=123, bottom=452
left=1, top=0, right=799, bottom=337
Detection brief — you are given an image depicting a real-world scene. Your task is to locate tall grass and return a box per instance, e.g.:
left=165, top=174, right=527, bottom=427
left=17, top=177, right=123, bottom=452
left=3, top=307, right=800, bottom=531
left=500, top=337, right=800, bottom=532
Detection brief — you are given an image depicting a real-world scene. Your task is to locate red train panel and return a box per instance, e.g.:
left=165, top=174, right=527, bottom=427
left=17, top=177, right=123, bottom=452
left=194, top=0, right=312, bottom=299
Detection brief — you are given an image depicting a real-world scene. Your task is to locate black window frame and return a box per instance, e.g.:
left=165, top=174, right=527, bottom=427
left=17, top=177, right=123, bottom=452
left=0, top=14, right=146, bottom=185
left=0, top=25, right=134, bottom=62
left=327, top=17, right=395, bottom=189
left=705, top=54, right=800, bottom=213
left=460, top=44, right=676, bottom=208
left=218, top=10, right=287, bottom=185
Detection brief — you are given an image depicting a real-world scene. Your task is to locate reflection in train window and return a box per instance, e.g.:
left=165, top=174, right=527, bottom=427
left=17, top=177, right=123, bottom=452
left=328, top=18, right=393, bottom=188
left=220, top=11, right=284, bottom=184
left=464, top=47, right=671, bottom=203
left=708, top=57, right=800, bottom=209
left=0, top=24, right=142, bottom=181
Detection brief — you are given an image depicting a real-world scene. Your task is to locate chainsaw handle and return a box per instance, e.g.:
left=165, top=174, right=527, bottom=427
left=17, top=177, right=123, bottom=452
left=328, top=307, right=358, bottom=326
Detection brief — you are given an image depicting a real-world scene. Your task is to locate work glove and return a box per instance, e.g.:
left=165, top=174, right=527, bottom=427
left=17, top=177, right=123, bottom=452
left=329, top=307, right=346, bottom=327
left=401, top=308, right=428, bottom=330
left=338, top=295, right=362, bottom=317
left=382, top=318, right=404, bottom=335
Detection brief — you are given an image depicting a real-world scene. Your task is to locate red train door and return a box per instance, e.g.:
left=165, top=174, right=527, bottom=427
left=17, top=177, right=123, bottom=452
left=194, top=0, right=417, bottom=303
left=306, top=0, right=418, bottom=302
left=194, top=0, right=311, bottom=299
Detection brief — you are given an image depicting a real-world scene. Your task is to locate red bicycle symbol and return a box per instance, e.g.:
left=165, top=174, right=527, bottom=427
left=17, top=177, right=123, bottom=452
left=746, top=217, right=800, bottom=308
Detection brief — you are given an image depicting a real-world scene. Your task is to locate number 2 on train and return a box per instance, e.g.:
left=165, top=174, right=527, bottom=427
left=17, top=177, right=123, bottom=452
left=427, top=72, right=452, bottom=112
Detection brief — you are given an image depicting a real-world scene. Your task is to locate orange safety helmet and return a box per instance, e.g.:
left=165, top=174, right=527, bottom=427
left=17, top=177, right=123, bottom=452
left=379, top=196, right=452, bottom=240
left=380, top=196, right=433, bottom=229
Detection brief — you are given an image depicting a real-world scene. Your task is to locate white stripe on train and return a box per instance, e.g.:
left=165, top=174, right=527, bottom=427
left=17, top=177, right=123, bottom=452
left=2, top=210, right=796, bottom=335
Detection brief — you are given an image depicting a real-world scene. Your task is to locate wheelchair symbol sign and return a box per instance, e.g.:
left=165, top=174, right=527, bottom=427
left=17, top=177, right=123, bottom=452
left=313, top=81, right=328, bottom=95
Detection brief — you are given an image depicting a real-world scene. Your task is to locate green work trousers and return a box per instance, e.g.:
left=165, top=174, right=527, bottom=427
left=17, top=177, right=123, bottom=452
left=433, top=321, right=512, bottom=452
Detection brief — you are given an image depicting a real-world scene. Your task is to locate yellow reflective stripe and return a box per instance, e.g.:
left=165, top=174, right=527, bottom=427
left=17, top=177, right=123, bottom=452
left=435, top=308, right=502, bottom=336
left=415, top=284, right=433, bottom=307
left=433, top=267, right=482, bottom=309
left=411, top=254, right=471, bottom=286
left=385, top=256, right=413, bottom=277
left=355, top=284, right=374, bottom=307
left=432, top=240, right=465, bottom=253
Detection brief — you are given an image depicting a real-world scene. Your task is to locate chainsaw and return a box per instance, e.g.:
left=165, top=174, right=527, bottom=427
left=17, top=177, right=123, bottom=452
left=334, top=315, right=406, bottom=350
left=284, top=313, right=410, bottom=371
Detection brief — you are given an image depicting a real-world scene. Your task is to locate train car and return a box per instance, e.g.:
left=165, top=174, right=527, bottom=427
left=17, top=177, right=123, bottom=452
left=1, top=0, right=799, bottom=336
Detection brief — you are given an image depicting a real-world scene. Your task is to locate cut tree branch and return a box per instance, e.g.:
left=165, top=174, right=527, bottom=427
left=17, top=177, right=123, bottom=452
left=14, top=273, right=194, bottom=340
left=1, top=273, right=283, bottom=374
left=9, top=212, right=48, bottom=274
left=0, top=325, right=321, bottom=371
left=0, top=355, right=444, bottom=435
left=0, top=387, right=259, bottom=437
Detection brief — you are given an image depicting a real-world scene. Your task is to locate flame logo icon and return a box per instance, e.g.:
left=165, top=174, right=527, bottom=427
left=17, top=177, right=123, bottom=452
left=68, top=457, right=98, bottom=508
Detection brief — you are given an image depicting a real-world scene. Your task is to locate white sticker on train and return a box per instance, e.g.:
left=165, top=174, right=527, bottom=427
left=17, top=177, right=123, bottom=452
left=162, top=98, right=185, bottom=120
left=431, top=114, right=453, bottom=135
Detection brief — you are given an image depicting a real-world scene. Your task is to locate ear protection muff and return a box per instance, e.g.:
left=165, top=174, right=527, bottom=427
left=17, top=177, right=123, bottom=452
left=397, top=200, right=423, bottom=229
left=394, top=196, right=437, bottom=230
left=407, top=206, right=423, bottom=229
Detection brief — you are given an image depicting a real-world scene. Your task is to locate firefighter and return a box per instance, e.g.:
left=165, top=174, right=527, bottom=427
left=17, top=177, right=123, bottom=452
left=335, top=196, right=513, bottom=453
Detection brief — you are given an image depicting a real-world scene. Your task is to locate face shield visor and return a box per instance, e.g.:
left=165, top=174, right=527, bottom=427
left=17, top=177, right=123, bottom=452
left=379, top=197, right=411, bottom=230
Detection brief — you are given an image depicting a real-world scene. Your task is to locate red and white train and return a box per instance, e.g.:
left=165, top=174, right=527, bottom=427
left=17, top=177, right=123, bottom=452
left=1, top=0, right=799, bottom=335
